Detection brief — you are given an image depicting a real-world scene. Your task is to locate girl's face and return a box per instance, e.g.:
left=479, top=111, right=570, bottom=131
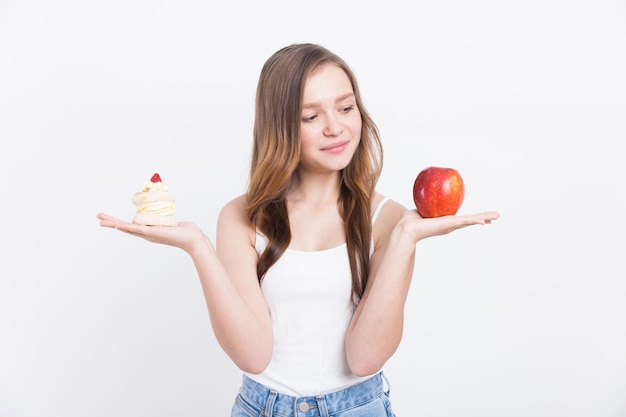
left=298, top=64, right=362, bottom=175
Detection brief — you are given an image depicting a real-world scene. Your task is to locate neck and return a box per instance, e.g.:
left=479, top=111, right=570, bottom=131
left=288, top=170, right=341, bottom=204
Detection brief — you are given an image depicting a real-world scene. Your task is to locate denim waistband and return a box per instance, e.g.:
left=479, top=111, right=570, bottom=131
left=238, top=372, right=386, bottom=416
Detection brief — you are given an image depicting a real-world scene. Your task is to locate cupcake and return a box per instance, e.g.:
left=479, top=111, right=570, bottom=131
left=131, top=173, right=177, bottom=226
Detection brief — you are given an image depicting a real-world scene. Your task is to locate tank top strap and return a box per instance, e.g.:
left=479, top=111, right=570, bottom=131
left=369, top=196, right=391, bottom=256
left=254, top=229, right=267, bottom=255
left=371, top=196, right=391, bottom=225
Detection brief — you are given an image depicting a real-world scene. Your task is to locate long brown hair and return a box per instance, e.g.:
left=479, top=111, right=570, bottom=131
left=246, top=43, right=383, bottom=304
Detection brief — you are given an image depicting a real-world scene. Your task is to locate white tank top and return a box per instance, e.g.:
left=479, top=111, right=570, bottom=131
left=246, top=196, right=390, bottom=396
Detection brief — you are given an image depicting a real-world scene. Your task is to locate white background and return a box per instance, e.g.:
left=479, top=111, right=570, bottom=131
left=1, top=0, right=625, bottom=416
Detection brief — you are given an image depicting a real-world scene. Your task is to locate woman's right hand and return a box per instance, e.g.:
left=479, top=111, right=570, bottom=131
left=96, top=213, right=208, bottom=255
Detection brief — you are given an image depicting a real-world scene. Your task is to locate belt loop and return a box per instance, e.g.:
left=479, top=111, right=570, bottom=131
left=316, top=395, right=329, bottom=417
left=264, top=390, right=278, bottom=417
left=381, top=371, right=391, bottom=395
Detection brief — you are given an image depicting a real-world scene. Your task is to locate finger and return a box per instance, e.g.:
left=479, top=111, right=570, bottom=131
left=113, top=221, right=154, bottom=235
left=482, top=211, right=500, bottom=219
left=480, top=211, right=500, bottom=223
left=96, top=213, right=139, bottom=232
left=96, top=212, right=113, bottom=221
left=461, top=211, right=499, bottom=223
left=97, top=213, right=123, bottom=228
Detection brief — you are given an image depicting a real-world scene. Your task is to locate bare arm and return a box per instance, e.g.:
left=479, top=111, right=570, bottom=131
left=212, top=195, right=273, bottom=373
left=345, top=201, right=499, bottom=376
left=96, top=195, right=272, bottom=373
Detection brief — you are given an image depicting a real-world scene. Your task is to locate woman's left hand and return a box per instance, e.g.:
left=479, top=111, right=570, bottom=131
left=395, top=209, right=500, bottom=244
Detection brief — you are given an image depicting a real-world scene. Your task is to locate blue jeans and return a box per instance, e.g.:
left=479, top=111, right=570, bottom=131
left=231, top=372, right=396, bottom=417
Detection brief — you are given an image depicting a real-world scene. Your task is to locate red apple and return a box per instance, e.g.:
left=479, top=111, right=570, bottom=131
left=413, top=166, right=465, bottom=218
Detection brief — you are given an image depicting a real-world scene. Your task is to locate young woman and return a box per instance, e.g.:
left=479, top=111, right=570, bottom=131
left=97, top=43, right=499, bottom=416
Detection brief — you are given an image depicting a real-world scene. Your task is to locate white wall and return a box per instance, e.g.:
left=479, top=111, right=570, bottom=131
left=1, top=1, right=625, bottom=416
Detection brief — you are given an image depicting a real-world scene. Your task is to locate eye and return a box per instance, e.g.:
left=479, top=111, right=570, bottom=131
left=302, top=114, right=318, bottom=123
left=341, top=105, right=355, bottom=113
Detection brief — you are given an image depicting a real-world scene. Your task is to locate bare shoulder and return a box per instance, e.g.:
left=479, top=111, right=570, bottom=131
left=219, top=194, right=248, bottom=222
left=373, top=192, right=407, bottom=221
left=217, top=194, right=255, bottom=247
left=217, top=195, right=262, bottom=295
left=372, top=192, right=408, bottom=247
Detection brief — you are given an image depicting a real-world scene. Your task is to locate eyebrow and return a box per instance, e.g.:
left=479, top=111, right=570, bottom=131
left=301, top=92, right=355, bottom=110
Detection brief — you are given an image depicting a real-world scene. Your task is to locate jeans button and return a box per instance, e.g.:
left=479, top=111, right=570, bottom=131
left=298, top=402, right=310, bottom=412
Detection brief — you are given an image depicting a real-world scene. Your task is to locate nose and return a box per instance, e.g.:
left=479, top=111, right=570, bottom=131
left=323, top=114, right=343, bottom=137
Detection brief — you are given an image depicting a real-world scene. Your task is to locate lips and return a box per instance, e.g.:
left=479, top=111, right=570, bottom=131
left=321, top=140, right=350, bottom=152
